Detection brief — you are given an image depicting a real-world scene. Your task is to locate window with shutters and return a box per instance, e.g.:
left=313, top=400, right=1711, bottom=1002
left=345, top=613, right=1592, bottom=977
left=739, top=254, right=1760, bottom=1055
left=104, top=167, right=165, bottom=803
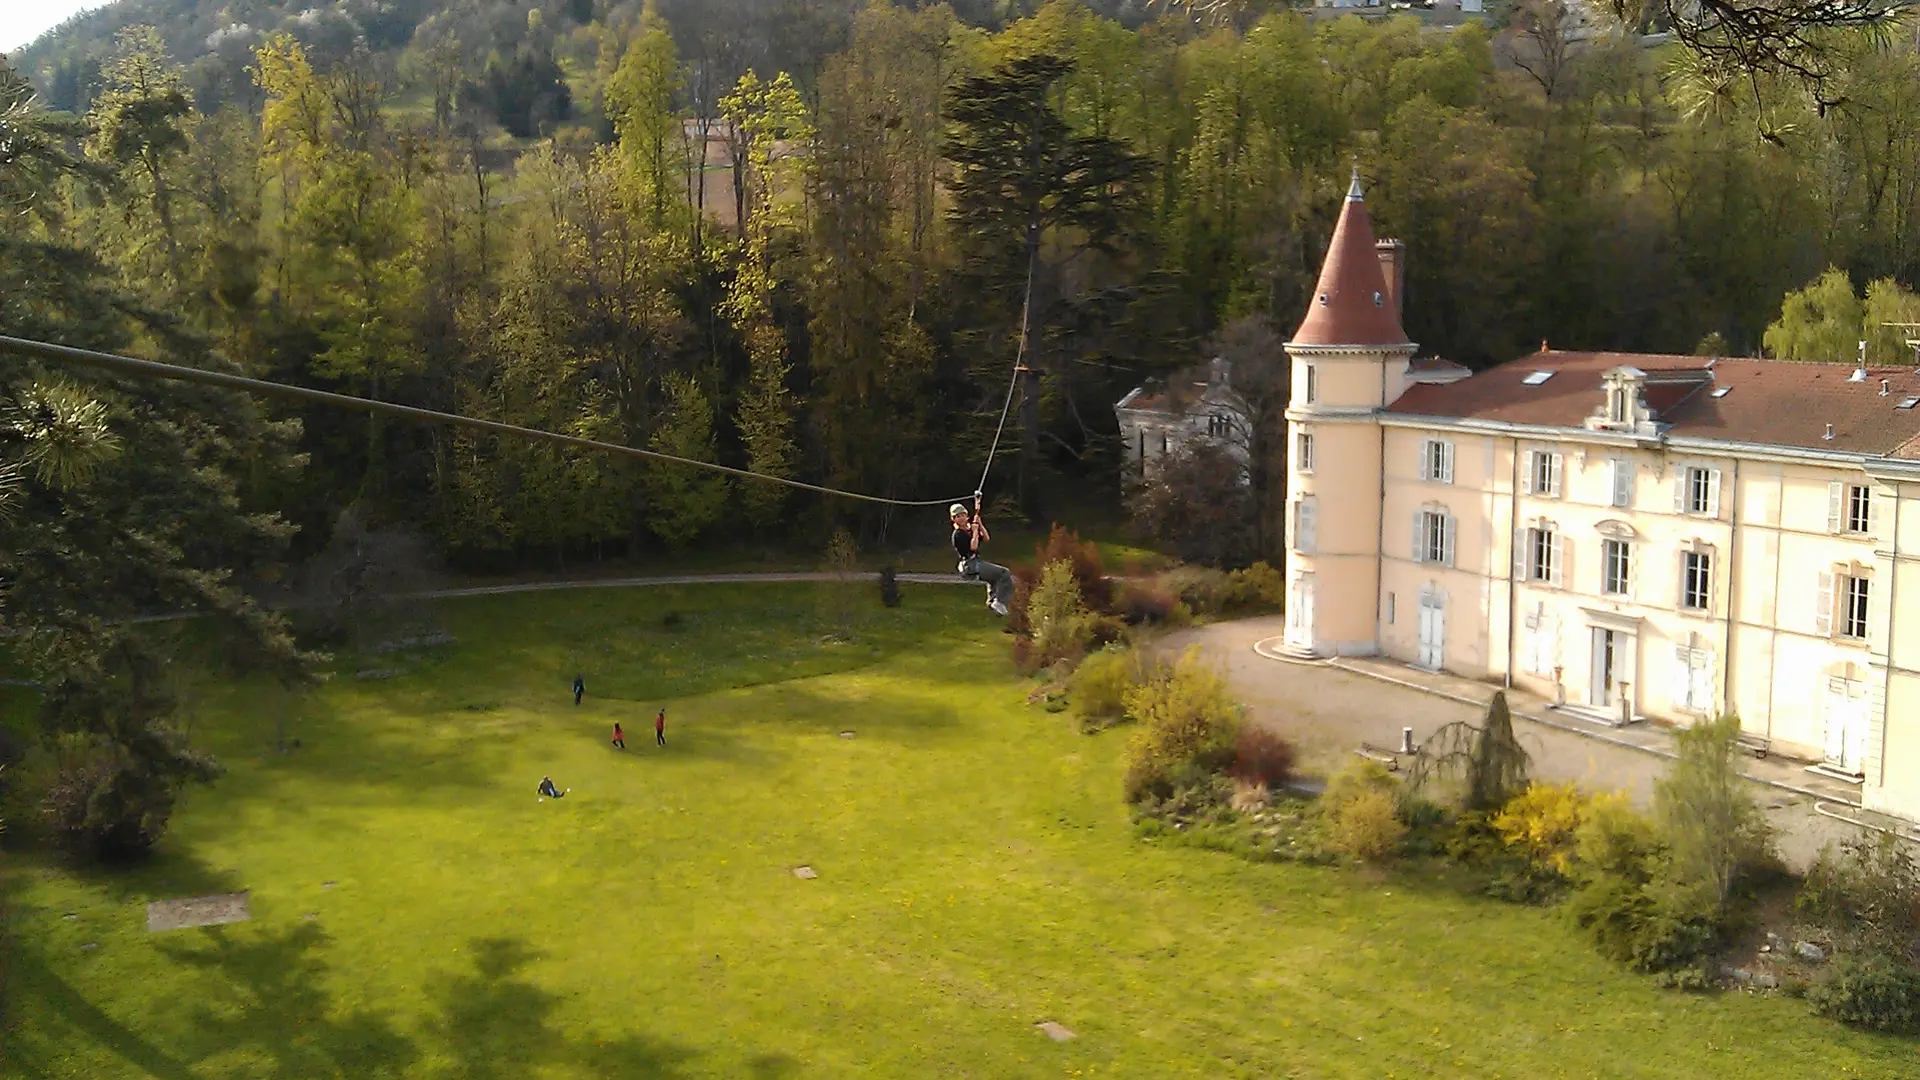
left=1609, top=458, right=1633, bottom=508
left=1681, top=551, right=1712, bottom=611
left=1296, top=431, right=1314, bottom=473
left=1304, top=365, right=1317, bottom=404
left=1527, top=451, right=1563, bottom=497
left=1602, top=539, right=1632, bottom=596
left=1681, top=466, right=1720, bottom=516
left=1842, top=575, right=1870, bottom=640
left=1415, top=509, right=1453, bottom=566
left=1293, top=496, right=1318, bottom=554
left=1848, top=485, right=1871, bottom=534
left=1422, top=439, right=1454, bottom=484
left=1525, top=524, right=1559, bottom=584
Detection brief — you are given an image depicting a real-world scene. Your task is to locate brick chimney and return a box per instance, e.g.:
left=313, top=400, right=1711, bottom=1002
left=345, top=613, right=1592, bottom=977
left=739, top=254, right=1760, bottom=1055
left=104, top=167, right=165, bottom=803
left=1375, top=240, right=1406, bottom=327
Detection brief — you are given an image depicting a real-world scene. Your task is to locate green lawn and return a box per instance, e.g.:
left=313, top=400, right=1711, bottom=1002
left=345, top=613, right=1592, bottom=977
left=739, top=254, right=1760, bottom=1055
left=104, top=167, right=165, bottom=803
left=3, top=585, right=1909, bottom=1078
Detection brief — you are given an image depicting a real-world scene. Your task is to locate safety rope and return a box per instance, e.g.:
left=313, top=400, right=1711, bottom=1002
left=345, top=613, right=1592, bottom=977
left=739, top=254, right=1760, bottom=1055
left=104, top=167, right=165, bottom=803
left=974, top=222, right=1040, bottom=513
left=0, top=335, right=969, bottom=508
left=0, top=326, right=1038, bottom=511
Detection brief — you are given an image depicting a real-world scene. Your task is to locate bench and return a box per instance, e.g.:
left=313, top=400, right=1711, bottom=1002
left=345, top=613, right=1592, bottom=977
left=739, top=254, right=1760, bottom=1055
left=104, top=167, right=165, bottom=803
left=1354, top=744, right=1402, bottom=771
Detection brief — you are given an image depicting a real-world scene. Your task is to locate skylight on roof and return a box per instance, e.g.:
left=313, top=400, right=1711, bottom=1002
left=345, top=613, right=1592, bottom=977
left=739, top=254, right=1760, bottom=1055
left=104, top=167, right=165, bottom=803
left=1900, top=397, right=1920, bottom=410
left=1711, top=387, right=1732, bottom=398
left=1521, top=371, right=1554, bottom=386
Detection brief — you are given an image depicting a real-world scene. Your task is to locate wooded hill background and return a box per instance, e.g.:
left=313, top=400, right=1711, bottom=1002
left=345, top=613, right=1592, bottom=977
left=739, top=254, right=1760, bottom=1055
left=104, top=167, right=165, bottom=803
left=6, top=0, right=1920, bottom=571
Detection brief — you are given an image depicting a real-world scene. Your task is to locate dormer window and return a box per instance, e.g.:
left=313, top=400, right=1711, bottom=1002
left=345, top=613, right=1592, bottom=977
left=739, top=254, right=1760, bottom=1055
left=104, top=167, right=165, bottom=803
left=1373, top=291, right=1383, bottom=307
left=1318, top=293, right=1329, bottom=306
left=1593, top=366, right=1650, bottom=432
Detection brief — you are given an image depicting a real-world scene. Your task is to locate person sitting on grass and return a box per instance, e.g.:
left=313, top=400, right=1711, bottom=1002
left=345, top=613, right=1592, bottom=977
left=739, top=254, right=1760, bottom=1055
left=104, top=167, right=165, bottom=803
left=951, top=500, right=1012, bottom=617
left=538, top=776, right=566, bottom=798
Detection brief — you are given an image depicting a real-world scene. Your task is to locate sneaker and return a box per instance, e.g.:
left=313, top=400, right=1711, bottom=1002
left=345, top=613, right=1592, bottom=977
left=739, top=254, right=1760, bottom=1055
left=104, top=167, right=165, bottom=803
left=989, top=599, right=1009, bottom=617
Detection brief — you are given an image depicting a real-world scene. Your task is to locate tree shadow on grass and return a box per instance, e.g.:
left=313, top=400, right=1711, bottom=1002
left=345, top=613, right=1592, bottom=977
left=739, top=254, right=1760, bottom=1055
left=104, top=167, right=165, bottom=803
left=146, top=927, right=701, bottom=1080
left=424, top=937, right=698, bottom=1079
left=156, top=921, right=419, bottom=1079
left=5, top=944, right=200, bottom=1080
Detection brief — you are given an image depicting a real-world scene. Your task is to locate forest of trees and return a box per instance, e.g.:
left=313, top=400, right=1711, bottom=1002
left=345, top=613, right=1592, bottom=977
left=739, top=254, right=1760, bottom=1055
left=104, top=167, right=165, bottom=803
left=7, top=0, right=1918, bottom=569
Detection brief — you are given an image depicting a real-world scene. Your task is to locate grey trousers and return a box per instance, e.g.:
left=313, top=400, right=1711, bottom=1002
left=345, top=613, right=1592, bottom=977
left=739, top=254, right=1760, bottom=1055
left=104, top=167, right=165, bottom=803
left=960, top=556, right=1014, bottom=607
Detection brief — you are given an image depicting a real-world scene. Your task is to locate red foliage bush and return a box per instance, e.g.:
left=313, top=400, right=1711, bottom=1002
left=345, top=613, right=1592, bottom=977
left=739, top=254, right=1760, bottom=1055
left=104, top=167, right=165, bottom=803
left=1230, top=725, right=1297, bottom=788
left=1011, top=524, right=1111, bottom=636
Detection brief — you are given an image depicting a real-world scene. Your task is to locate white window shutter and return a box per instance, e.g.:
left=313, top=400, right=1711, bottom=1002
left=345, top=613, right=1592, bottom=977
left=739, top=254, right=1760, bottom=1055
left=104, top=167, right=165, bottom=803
left=1706, top=468, right=1722, bottom=517
left=1869, top=487, right=1884, bottom=538
left=1815, top=571, right=1833, bottom=637
left=1612, top=459, right=1631, bottom=507
left=1673, top=470, right=1687, bottom=513
left=1520, top=452, right=1535, bottom=495
left=1549, top=530, right=1564, bottom=588
left=1548, top=453, right=1563, bottom=497
left=1444, top=514, right=1457, bottom=568
left=1828, top=481, right=1845, bottom=534
left=1514, top=528, right=1529, bottom=578
left=1419, top=442, right=1432, bottom=481
left=1300, top=498, right=1318, bottom=553
left=1412, top=511, right=1425, bottom=563
left=1441, top=442, right=1455, bottom=484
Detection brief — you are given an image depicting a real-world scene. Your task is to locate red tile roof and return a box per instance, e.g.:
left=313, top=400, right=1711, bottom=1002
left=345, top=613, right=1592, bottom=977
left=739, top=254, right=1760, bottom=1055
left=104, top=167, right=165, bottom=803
left=1291, top=176, right=1410, bottom=348
left=1387, top=350, right=1920, bottom=455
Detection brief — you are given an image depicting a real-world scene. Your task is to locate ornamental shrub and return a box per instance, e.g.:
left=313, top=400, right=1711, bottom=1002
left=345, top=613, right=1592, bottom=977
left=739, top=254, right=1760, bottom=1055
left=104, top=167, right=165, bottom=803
left=1493, top=784, right=1622, bottom=878
left=1069, top=645, right=1146, bottom=733
left=1319, top=760, right=1406, bottom=863
left=1809, top=954, right=1920, bottom=1033
left=1121, top=648, right=1242, bottom=802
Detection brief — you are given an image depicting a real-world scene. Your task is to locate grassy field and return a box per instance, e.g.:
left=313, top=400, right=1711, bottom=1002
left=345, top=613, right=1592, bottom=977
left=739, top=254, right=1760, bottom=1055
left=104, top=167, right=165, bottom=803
left=2, top=584, right=1911, bottom=1079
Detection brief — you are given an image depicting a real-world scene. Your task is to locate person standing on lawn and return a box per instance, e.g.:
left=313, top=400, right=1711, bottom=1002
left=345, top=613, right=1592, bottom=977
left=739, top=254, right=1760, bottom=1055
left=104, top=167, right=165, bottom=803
left=572, top=674, right=584, bottom=706
left=655, top=708, right=667, bottom=747
left=612, top=723, right=625, bottom=750
left=951, top=500, right=1012, bottom=617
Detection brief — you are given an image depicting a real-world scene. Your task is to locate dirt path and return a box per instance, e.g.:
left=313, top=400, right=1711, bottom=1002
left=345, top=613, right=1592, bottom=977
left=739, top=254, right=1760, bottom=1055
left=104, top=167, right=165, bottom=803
left=1168, top=617, right=1884, bottom=871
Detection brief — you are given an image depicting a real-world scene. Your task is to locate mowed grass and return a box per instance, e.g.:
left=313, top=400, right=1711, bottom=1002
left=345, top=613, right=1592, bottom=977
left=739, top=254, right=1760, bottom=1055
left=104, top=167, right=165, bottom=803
left=3, top=584, right=1911, bottom=1079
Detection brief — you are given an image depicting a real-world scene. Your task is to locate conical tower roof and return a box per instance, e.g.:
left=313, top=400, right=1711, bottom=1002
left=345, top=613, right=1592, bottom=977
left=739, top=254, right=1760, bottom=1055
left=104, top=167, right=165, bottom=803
left=1291, top=170, right=1410, bottom=348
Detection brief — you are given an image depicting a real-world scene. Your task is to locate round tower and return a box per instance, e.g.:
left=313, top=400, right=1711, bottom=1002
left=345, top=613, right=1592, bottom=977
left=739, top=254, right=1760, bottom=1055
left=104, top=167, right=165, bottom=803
left=1281, top=170, right=1417, bottom=658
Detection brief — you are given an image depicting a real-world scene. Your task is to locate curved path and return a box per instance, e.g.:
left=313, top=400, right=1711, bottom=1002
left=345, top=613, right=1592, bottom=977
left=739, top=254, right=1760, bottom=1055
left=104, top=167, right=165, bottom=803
left=406, top=570, right=970, bottom=600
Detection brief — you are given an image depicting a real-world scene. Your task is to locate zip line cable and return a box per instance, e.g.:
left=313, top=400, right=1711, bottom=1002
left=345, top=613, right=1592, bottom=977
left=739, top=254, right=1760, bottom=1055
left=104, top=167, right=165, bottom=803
left=0, top=318, right=1035, bottom=510
left=976, top=222, right=1038, bottom=506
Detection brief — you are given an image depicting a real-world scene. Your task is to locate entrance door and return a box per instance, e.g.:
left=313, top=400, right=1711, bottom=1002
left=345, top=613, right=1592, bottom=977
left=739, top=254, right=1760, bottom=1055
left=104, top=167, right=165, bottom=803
left=1591, top=628, right=1617, bottom=707
left=1417, top=590, right=1446, bottom=670
left=1824, top=678, right=1869, bottom=774
left=1286, top=573, right=1315, bottom=650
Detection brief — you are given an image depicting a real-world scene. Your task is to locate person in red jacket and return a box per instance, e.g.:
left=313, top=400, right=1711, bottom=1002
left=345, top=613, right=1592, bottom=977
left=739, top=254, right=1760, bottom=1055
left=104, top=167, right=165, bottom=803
left=655, top=708, right=667, bottom=747
left=611, top=723, right=625, bottom=750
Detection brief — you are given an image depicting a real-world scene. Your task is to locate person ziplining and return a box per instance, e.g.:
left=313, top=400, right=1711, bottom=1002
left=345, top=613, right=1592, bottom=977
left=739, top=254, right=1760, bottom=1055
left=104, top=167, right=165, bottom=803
left=0, top=316, right=1037, bottom=623
left=951, top=497, right=1013, bottom=617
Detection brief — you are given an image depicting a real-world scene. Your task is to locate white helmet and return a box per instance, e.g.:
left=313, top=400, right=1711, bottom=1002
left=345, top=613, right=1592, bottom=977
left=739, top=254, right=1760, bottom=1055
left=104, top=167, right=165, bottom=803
left=949, top=503, right=968, bottom=518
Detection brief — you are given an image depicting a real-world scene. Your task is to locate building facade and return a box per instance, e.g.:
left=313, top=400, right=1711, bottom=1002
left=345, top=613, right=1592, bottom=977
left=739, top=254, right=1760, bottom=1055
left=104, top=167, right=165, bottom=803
left=1283, top=173, right=1920, bottom=822
left=1115, top=357, right=1254, bottom=482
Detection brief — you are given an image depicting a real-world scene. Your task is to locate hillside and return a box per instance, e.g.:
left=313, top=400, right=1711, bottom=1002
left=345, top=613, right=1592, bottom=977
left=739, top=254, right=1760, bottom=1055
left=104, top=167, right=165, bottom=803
left=7, top=0, right=1154, bottom=118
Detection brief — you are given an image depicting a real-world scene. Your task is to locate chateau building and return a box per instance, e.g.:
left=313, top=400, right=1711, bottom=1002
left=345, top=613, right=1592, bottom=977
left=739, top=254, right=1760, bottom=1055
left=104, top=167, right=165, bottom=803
left=1283, top=171, right=1920, bottom=822
left=1115, top=357, right=1253, bottom=482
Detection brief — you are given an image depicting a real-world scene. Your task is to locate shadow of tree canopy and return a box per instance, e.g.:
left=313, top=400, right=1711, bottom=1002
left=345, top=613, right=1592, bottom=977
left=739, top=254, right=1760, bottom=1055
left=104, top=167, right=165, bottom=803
left=420, top=937, right=698, bottom=1079
left=136, top=926, right=701, bottom=1080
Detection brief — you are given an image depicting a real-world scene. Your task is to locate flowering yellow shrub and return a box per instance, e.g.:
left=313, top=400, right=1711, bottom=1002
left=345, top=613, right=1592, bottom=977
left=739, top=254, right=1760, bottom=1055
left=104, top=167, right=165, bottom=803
left=1493, top=784, right=1627, bottom=877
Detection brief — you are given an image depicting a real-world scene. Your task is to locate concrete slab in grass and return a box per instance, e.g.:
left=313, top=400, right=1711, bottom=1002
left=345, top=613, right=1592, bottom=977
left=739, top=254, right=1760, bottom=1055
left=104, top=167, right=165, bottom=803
left=147, top=892, right=251, bottom=932
left=1036, top=1021, right=1075, bottom=1042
